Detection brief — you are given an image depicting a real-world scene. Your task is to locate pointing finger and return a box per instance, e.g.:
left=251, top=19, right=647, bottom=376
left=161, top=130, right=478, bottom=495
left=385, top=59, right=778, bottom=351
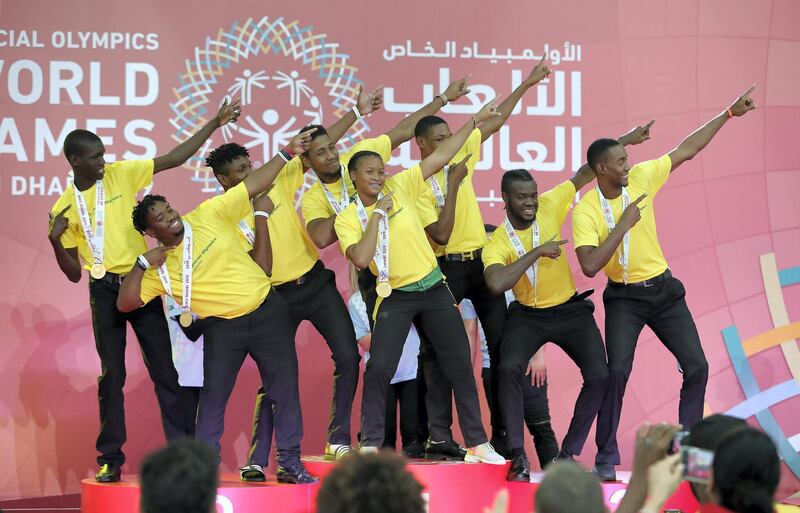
left=632, top=193, right=648, bottom=205
left=644, top=119, right=656, bottom=129
left=556, top=239, right=569, bottom=246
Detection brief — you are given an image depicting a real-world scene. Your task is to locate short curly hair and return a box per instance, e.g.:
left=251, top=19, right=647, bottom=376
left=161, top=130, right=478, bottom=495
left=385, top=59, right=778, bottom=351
left=132, top=194, right=167, bottom=234
left=316, top=452, right=424, bottom=513
left=205, top=143, right=249, bottom=176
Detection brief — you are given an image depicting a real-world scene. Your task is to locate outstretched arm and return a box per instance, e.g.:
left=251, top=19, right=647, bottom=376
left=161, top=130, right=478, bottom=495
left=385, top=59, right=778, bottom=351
left=570, top=120, right=656, bottom=191
left=323, top=85, right=384, bottom=145
left=48, top=205, right=82, bottom=283
left=668, top=84, right=757, bottom=172
left=419, top=100, right=500, bottom=179
left=153, top=99, right=241, bottom=173
left=484, top=240, right=567, bottom=294
left=479, top=56, right=551, bottom=142
left=242, top=129, right=315, bottom=198
left=575, top=194, right=647, bottom=278
left=384, top=75, right=472, bottom=149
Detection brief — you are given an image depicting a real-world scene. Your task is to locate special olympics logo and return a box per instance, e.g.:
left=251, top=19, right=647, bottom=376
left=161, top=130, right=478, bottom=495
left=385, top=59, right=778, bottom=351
left=170, top=17, right=369, bottom=193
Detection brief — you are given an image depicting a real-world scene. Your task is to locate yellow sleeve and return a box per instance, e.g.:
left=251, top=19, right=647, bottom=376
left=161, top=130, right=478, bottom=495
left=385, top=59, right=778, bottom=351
left=118, top=159, right=155, bottom=192
left=301, top=183, right=333, bottom=225
left=388, top=165, right=425, bottom=199
left=631, top=154, right=672, bottom=197
left=482, top=232, right=511, bottom=269
left=205, top=181, right=252, bottom=225
left=139, top=268, right=165, bottom=306
left=572, top=202, right=601, bottom=249
left=341, top=135, right=393, bottom=168
left=278, top=156, right=306, bottom=197
left=334, top=207, right=363, bottom=256
left=50, top=193, right=78, bottom=249
left=540, top=180, right=577, bottom=225
left=415, top=190, right=438, bottom=227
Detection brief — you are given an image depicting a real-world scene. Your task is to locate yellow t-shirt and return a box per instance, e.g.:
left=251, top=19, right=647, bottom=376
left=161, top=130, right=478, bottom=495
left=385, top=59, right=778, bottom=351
left=334, top=166, right=439, bottom=288
left=572, top=154, right=672, bottom=283
left=424, top=128, right=488, bottom=254
left=50, top=160, right=154, bottom=275
left=483, top=180, right=577, bottom=308
left=139, top=182, right=271, bottom=319
left=236, top=163, right=319, bottom=285
left=301, top=135, right=392, bottom=224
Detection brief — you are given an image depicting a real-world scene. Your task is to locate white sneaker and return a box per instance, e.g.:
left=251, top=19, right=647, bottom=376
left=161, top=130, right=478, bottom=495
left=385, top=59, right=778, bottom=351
left=324, top=443, right=353, bottom=461
left=359, top=446, right=379, bottom=454
left=465, top=443, right=506, bottom=465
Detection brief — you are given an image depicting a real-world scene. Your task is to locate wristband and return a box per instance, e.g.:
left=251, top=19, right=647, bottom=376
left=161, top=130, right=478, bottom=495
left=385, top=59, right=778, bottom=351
left=437, top=93, right=449, bottom=106
left=278, top=146, right=295, bottom=163
left=254, top=210, right=270, bottom=219
left=353, top=105, right=363, bottom=120
left=372, top=208, right=387, bottom=219
left=726, top=108, right=733, bottom=119
left=471, top=115, right=478, bottom=129
left=136, top=254, right=151, bottom=271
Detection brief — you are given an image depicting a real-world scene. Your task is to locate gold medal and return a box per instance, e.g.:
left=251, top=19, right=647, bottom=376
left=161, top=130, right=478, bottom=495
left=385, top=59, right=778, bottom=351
left=376, top=281, right=392, bottom=298
left=90, top=263, right=106, bottom=279
left=179, top=311, right=193, bottom=327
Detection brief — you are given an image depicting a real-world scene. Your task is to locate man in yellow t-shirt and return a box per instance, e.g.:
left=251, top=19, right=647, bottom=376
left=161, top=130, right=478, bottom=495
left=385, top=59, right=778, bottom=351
left=46, top=100, right=241, bottom=483
left=333, top=102, right=505, bottom=465
left=116, top=134, right=318, bottom=484
left=572, top=86, right=758, bottom=481
left=411, top=57, right=552, bottom=456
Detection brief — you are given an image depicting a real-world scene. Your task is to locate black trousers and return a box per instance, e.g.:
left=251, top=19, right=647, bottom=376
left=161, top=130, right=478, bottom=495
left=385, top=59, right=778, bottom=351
left=247, top=263, right=359, bottom=465
left=361, top=282, right=486, bottom=447
left=432, top=257, right=507, bottom=441
left=383, top=378, right=421, bottom=449
left=595, top=275, right=708, bottom=465
left=499, top=297, right=609, bottom=457
left=196, top=290, right=303, bottom=467
left=89, top=278, right=195, bottom=466
left=481, top=367, right=558, bottom=467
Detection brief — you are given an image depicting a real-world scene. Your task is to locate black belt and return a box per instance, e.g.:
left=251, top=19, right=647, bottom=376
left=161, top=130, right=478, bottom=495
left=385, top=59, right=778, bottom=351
left=275, top=260, right=323, bottom=289
left=91, top=271, right=126, bottom=285
left=608, top=269, right=672, bottom=288
left=441, top=249, right=482, bottom=262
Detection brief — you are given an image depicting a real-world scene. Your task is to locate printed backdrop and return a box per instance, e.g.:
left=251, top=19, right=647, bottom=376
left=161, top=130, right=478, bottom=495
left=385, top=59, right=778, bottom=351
left=1, top=0, right=799, bottom=500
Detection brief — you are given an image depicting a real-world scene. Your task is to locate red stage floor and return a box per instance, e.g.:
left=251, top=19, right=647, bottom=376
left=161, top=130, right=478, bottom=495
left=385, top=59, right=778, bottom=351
left=81, top=457, right=700, bottom=513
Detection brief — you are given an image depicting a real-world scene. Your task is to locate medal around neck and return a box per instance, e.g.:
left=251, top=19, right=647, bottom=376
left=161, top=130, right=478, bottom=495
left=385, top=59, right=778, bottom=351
left=376, top=281, right=392, bottom=298
left=90, top=263, right=107, bottom=279
left=179, top=311, right=193, bottom=327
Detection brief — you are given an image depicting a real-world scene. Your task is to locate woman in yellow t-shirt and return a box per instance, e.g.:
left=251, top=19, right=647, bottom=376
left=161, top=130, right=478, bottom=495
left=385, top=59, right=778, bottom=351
left=333, top=100, right=504, bottom=464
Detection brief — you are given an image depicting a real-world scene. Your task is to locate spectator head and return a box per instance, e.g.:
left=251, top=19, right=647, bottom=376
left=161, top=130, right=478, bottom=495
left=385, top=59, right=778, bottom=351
left=534, top=460, right=606, bottom=513
left=683, top=414, right=747, bottom=503
left=711, top=427, right=780, bottom=513
left=317, top=452, right=424, bottom=513
left=140, top=438, right=218, bottom=513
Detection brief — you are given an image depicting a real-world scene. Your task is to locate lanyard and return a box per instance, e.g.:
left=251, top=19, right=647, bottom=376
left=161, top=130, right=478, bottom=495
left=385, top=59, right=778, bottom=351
left=355, top=193, right=389, bottom=285
left=597, top=186, right=630, bottom=283
left=73, top=180, right=105, bottom=265
left=503, top=217, right=540, bottom=305
left=156, top=220, right=193, bottom=314
left=427, top=164, right=449, bottom=208
left=321, top=164, right=350, bottom=214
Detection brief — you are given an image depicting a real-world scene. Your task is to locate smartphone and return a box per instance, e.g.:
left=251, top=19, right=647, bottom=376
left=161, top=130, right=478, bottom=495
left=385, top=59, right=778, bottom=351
left=681, top=446, right=714, bottom=484
left=670, top=430, right=689, bottom=455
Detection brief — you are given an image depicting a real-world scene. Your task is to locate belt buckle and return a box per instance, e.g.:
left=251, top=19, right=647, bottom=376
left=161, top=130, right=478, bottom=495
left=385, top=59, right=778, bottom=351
left=642, top=279, right=654, bottom=288
left=296, top=275, right=306, bottom=285
left=462, top=251, right=473, bottom=261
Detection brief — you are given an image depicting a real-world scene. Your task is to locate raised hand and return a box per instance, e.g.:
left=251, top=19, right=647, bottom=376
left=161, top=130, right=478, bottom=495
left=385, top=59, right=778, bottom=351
left=217, top=97, right=242, bottom=127
left=448, top=153, right=472, bottom=189
left=287, top=127, right=318, bottom=155
left=376, top=191, right=394, bottom=214
left=253, top=192, right=274, bottom=214
left=525, top=55, right=551, bottom=86
left=356, top=84, right=384, bottom=116
left=729, top=84, right=757, bottom=117
left=143, top=246, right=175, bottom=268
left=619, top=194, right=647, bottom=230
left=621, top=120, right=656, bottom=146
left=474, top=97, right=502, bottom=124
left=537, top=239, right=568, bottom=259
left=48, top=205, right=71, bottom=241
left=631, top=422, right=682, bottom=477
left=442, top=74, right=472, bottom=103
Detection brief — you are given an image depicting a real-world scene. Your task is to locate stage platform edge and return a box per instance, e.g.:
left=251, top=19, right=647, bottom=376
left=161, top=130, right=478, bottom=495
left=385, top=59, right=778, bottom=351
left=81, top=457, right=700, bottom=513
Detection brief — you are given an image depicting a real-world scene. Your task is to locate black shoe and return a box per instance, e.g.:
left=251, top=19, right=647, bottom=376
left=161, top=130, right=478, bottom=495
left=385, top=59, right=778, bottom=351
left=403, top=441, right=425, bottom=459
left=424, top=439, right=467, bottom=461
left=276, top=463, right=318, bottom=484
left=239, top=464, right=266, bottom=482
left=507, top=454, right=530, bottom=482
left=592, top=462, right=617, bottom=481
left=95, top=463, right=121, bottom=483
left=555, top=450, right=576, bottom=462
